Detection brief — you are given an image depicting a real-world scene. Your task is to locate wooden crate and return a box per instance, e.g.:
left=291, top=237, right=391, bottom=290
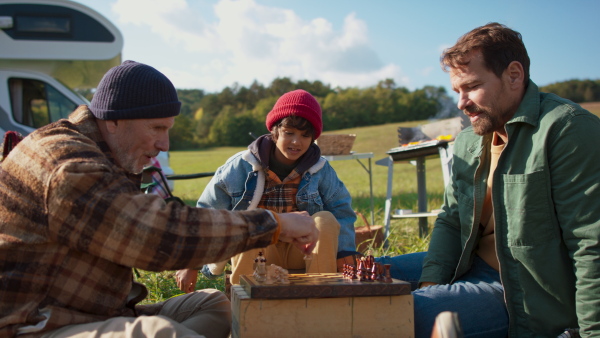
left=239, top=273, right=409, bottom=299
left=231, top=274, right=414, bottom=338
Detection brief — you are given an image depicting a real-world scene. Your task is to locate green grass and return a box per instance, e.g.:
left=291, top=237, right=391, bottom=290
left=138, top=120, right=447, bottom=300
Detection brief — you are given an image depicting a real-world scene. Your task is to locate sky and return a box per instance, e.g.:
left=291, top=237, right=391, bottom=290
left=72, top=0, right=600, bottom=99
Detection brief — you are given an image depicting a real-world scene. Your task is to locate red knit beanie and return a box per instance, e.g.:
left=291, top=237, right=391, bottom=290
left=265, top=89, right=323, bottom=139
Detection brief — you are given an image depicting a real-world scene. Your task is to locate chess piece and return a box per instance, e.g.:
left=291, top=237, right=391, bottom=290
left=350, top=265, right=358, bottom=280
left=357, top=258, right=367, bottom=281
left=384, top=264, right=393, bottom=283
left=280, top=269, right=290, bottom=284
left=254, top=253, right=267, bottom=282
left=342, top=264, right=356, bottom=281
left=265, top=265, right=274, bottom=284
left=253, top=251, right=264, bottom=271
left=365, top=252, right=375, bottom=270
left=376, top=262, right=385, bottom=282
left=370, top=263, right=378, bottom=281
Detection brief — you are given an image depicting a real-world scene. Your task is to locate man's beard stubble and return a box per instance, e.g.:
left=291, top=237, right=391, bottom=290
left=464, top=105, right=507, bottom=136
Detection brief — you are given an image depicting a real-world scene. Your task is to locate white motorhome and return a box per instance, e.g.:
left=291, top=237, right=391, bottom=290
left=0, top=0, right=123, bottom=136
left=0, top=0, right=175, bottom=189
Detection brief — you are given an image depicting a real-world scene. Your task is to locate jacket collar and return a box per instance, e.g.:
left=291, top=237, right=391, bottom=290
left=506, top=80, right=540, bottom=129
left=465, top=80, right=540, bottom=156
left=69, top=105, right=114, bottom=161
left=68, top=105, right=141, bottom=183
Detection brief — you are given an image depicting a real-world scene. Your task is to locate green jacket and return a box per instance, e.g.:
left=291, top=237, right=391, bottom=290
left=420, top=82, right=600, bottom=337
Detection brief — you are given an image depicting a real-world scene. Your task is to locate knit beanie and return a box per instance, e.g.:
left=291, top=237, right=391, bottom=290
left=89, top=60, right=181, bottom=120
left=265, top=89, right=323, bottom=139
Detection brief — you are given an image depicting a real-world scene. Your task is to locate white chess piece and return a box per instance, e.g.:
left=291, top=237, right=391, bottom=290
left=280, top=269, right=290, bottom=284
left=256, top=258, right=267, bottom=282
left=265, top=265, right=274, bottom=284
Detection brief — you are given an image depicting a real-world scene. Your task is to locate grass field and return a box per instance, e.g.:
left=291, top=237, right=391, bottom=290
left=139, top=102, right=600, bottom=302
left=581, top=101, right=600, bottom=116
left=169, top=121, right=446, bottom=218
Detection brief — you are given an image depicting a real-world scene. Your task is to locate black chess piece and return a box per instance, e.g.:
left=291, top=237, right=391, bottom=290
left=384, top=264, right=393, bottom=283
left=357, top=260, right=365, bottom=281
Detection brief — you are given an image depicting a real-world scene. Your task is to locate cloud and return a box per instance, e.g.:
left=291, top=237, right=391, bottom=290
left=111, top=0, right=407, bottom=91
left=421, top=66, right=434, bottom=77
left=111, top=0, right=220, bottom=53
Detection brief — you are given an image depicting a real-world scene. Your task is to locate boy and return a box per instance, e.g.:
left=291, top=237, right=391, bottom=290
left=176, top=89, right=358, bottom=290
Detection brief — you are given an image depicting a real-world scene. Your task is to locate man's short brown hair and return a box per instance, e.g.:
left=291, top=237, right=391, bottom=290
left=441, top=22, right=530, bottom=82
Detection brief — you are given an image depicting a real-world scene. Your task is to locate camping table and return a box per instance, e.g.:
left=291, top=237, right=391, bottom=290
left=376, top=141, right=451, bottom=239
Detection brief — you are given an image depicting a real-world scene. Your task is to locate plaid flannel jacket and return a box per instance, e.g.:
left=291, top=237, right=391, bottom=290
left=0, top=106, right=278, bottom=337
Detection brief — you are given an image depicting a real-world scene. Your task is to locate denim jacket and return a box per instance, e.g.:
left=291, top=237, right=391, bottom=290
left=420, top=81, right=600, bottom=337
left=198, top=149, right=357, bottom=253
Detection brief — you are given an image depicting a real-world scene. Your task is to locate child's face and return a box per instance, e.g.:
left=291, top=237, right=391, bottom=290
left=273, top=126, right=312, bottom=166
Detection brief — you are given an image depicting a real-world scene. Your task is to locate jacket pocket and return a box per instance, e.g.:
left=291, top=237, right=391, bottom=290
left=297, top=192, right=323, bottom=214
left=503, top=170, right=557, bottom=246
left=230, top=189, right=250, bottom=210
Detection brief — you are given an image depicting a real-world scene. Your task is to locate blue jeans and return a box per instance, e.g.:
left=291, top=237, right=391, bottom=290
left=376, top=252, right=508, bottom=338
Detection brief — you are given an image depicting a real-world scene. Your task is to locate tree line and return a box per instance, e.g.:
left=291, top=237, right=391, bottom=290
left=539, top=79, right=600, bottom=103
left=169, top=78, right=460, bottom=150
left=76, top=78, right=599, bottom=150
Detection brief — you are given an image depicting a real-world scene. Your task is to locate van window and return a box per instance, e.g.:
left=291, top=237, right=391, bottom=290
left=9, top=78, right=78, bottom=129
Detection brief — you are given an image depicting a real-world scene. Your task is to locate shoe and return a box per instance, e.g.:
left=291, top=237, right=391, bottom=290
left=431, top=311, right=463, bottom=338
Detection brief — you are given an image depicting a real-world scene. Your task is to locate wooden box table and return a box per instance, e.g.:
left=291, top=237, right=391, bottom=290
left=231, top=273, right=414, bottom=338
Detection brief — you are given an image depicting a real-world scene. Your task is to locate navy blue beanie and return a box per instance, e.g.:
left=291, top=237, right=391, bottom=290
left=89, top=60, right=181, bottom=120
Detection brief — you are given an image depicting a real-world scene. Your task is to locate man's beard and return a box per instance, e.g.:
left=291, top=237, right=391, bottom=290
left=111, top=139, right=155, bottom=174
left=112, top=143, right=140, bottom=174
left=465, top=105, right=508, bottom=136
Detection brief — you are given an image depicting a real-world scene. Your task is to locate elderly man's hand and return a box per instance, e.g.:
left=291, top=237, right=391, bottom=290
left=276, top=211, right=319, bottom=254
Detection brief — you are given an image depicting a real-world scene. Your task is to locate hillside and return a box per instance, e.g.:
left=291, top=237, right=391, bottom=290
left=171, top=102, right=600, bottom=224
left=170, top=118, right=446, bottom=224
left=581, top=102, right=600, bottom=116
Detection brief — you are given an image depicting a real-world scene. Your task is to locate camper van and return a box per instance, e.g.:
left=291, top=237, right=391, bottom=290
left=0, top=0, right=123, bottom=136
left=0, top=0, right=174, bottom=188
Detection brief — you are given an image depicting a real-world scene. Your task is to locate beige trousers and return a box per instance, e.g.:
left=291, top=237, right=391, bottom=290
left=41, top=289, right=231, bottom=338
left=230, top=211, right=340, bottom=284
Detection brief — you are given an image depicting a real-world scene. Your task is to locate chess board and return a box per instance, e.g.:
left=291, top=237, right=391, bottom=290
left=239, top=273, right=410, bottom=299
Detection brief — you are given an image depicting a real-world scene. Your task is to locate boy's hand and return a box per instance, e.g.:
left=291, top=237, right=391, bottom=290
left=277, top=211, right=319, bottom=254
left=175, top=269, right=198, bottom=293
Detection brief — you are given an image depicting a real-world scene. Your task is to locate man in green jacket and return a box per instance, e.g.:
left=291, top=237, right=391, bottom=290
left=378, top=23, right=600, bottom=337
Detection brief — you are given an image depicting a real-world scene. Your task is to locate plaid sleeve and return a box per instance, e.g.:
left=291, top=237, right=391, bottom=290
left=46, top=161, right=278, bottom=271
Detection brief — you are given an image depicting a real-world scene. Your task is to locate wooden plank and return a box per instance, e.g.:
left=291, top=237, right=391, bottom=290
left=352, top=295, right=414, bottom=337
left=231, top=285, right=414, bottom=338
left=239, top=273, right=411, bottom=300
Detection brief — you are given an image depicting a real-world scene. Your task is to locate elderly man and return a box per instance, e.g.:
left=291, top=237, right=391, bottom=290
left=377, top=23, right=600, bottom=337
left=0, top=60, right=318, bottom=337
